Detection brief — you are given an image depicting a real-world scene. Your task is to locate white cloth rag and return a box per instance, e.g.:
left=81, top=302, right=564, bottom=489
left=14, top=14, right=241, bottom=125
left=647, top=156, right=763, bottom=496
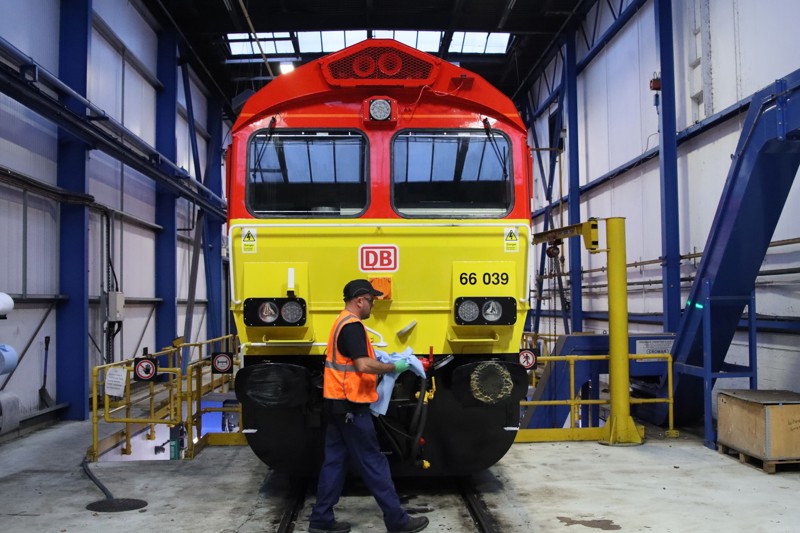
left=370, top=347, right=426, bottom=416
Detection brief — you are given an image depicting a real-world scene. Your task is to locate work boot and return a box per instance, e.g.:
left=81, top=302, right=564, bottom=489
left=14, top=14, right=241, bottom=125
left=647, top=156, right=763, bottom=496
left=388, top=515, right=429, bottom=533
left=308, top=520, right=352, bottom=533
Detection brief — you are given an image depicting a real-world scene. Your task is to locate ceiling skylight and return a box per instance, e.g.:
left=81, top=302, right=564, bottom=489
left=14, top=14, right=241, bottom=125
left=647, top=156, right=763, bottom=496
left=227, top=31, right=509, bottom=57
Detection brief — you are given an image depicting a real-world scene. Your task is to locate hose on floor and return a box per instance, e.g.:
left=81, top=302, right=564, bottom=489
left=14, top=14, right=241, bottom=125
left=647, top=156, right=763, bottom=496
left=81, top=457, right=114, bottom=500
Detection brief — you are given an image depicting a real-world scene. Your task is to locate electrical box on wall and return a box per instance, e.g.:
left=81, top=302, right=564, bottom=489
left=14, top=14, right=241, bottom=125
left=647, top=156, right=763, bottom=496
left=107, top=291, right=125, bottom=322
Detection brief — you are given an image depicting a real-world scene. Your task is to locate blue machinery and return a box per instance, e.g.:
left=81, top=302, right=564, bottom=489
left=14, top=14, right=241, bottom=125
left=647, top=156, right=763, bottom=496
left=526, top=68, right=800, bottom=447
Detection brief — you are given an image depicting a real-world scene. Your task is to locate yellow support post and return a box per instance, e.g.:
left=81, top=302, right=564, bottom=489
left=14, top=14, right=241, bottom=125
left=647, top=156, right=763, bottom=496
left=600, top=217, right=643, bottom=446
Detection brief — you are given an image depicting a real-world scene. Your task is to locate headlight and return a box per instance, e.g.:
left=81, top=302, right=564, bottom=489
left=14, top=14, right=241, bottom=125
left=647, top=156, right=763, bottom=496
left=258, top=302, right=279, bottom=324
left=481, top=300, right=503, bottom=322
left=280, top=301, right=304, bottom=324
left=454, top=297, right=517, bottom=326
left=457, top=299, right=480, bottom=323
left=244, top=298, right=307, bottom=327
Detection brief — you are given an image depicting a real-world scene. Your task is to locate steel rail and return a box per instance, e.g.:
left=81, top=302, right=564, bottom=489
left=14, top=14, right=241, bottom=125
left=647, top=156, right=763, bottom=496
left=458, top=477, right=502, bottom=533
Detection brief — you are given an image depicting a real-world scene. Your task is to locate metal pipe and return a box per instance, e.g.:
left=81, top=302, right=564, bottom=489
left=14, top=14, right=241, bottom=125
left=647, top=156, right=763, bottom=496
left=600, top=218, right=641, bottom=445
left=0, top=37, right=226, bottom=218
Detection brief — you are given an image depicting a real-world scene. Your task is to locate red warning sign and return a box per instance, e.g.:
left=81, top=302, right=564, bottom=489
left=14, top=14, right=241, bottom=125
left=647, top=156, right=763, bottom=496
left=134, top=357, right=158, bottom=381
left=212, top=352, right=233, bottom=374
left=518, top=349, right=536, bottom=369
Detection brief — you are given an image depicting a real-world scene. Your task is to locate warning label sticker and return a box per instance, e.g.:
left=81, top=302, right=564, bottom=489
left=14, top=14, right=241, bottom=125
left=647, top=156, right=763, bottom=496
left=242, top=228, right=257, bottom=254
left=504, top=227, right=519, bottom=253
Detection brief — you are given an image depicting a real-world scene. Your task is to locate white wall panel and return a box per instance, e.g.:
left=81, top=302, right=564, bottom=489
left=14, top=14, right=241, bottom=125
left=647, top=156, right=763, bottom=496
left=0, top=0, right=60, bottom=72
left=578, top=58, right=610, bottom=182
left=93, top=0, right=158, bottom=72
left=87, top=150, right=123, bottom=209
left=577, top=4, right=658, bottom=183
left=24, top=195, right=59, bottom=295
left=177, top=70, right=209, bottom=127
left=0, top=185, right=24, bottom=293
left=120, top=305, right=156, bottom=360
left=0, top=98, right=59, bottom=186
left=123, top=64, right=157, bottom=145
left=89, top=28, right=123, bottom=122
left=676, top=117, right=743, bottom=253
left=121, top=224, right=155, bottom=297
left=123, top=166, right=156, bottom=222
left=177, top=307, right=208, bottom=362
left=176, top=237, right=208, bottom=302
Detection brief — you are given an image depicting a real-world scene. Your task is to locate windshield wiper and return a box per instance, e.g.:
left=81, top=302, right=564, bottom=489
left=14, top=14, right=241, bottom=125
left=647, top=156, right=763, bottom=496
left=482, top=117, right=508, bottom=180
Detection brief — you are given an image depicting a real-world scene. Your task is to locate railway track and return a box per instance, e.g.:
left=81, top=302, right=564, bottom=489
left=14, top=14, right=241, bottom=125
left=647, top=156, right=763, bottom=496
left=270, top=474, right=506, bottom=533
left=458, top=476, right=503, bottom=533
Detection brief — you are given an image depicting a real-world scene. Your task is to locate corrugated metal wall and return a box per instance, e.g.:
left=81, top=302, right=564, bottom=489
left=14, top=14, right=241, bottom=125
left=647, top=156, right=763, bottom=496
left=0, top=0, right=218, bottom=417
left=529, top=0, right=800, bottom=391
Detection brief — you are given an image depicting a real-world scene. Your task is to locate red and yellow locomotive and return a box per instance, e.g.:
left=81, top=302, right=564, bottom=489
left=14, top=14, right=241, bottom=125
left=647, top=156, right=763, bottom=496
left=228, top=39, right=532, bottom=476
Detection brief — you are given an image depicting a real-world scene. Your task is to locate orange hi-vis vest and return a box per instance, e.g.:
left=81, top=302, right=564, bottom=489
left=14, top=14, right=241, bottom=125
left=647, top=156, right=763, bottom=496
left=323, top=310, right=378, bottom=403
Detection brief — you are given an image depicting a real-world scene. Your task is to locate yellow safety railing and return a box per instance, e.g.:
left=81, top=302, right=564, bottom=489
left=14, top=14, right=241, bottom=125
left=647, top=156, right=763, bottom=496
left=183, top=336, right=245, bottom=458
left=87, top=335, right=242, bottom=462
left=514, top=352, right=679, bottom=443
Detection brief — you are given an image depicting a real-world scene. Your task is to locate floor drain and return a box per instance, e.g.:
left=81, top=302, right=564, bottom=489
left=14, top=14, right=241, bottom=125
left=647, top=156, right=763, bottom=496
left=86, top=498, right=148, bottom=512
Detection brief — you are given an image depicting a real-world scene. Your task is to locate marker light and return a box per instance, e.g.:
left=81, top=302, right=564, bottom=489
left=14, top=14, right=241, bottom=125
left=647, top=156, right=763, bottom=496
left=280, top=301, right=304, bottom=324
left=481, top=300, right=503, bottom=322
left=369, top=99, right=392, bottom=121
left=456, top=299, right=480, bottom=323
left=258, top=302, right=280, bottom=324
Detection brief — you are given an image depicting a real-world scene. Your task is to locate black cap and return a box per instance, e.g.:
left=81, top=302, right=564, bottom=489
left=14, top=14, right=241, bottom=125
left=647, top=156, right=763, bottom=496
left=343, top=279, right=383, bottom=301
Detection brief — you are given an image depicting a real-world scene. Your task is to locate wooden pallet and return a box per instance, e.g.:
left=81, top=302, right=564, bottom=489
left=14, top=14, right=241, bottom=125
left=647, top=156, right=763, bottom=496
left=717, top=443, right=800, bottom=474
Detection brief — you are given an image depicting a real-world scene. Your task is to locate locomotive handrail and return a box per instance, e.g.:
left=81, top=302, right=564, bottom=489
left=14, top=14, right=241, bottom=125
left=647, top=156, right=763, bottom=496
left=241, top=341, right=326, bottom=351
left=364, top=326, right=389, bottom=347
left=446, top=332, right=500, bottom=344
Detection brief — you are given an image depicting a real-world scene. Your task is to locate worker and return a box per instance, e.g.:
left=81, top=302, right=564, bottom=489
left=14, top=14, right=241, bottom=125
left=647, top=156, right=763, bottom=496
left=308, top=279, right=429, bottom=533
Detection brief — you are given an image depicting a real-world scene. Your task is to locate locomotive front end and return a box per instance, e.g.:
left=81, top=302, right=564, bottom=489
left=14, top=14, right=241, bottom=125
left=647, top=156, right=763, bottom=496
left=227, top=39, right=533, bottom=476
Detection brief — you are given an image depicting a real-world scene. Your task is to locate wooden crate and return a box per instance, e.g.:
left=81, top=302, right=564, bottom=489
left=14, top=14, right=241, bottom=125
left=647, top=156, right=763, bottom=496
left=717, top=389, right=800, bottom=461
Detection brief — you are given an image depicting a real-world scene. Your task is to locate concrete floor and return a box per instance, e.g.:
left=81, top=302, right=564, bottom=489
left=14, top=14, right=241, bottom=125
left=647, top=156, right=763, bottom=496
left=0, top=420, right=798, bottom=533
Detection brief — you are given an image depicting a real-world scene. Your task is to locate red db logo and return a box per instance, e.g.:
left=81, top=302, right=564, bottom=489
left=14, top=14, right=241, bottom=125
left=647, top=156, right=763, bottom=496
left=359, top=245, right=399, bottom=272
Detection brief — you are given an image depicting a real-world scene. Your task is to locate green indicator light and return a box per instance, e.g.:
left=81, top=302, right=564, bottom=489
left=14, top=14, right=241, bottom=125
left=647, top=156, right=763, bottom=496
left=694, top=302, right=704, bottom=309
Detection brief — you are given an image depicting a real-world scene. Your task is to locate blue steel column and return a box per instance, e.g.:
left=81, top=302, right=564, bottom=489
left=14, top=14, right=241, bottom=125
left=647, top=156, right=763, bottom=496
left=204, top=98, right=224, bottom=341
left=56, top=0, right=92, bottom=420
left=565, top=32, right=583, bottom=332
left=155, top=31, right=179, bottom=352
left=656, top=0, right=681, bottom=332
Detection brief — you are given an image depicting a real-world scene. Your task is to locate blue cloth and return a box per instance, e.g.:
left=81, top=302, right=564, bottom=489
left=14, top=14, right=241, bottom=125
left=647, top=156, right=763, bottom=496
left=309, top=410, right=409, bottom=530
left=370, top=347, right=426, bottom=416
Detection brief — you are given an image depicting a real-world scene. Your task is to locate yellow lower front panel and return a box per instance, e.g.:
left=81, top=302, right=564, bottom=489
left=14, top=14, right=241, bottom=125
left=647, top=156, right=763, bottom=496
left=229, top=219, right=531, bottom=357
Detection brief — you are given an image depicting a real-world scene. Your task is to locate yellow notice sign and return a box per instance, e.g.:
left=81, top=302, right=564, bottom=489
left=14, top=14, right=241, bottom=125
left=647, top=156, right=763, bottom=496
left=242, top=228, right=257, bottom=254
left=504, top=227, right=519, bottom=253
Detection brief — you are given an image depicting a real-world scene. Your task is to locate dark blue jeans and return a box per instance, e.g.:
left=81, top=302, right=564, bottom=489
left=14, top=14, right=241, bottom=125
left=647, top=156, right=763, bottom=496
left=309, top=410, right=408, bottom=530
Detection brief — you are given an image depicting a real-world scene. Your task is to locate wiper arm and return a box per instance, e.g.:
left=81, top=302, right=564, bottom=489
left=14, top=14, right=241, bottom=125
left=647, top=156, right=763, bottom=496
left=252, top=116, right=278, bottom=181
left=482, top=118, right=508, bottom=179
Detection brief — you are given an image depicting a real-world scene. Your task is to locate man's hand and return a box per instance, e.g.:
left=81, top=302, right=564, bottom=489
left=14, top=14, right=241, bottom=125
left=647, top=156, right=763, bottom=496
left=393, top=359, right=409, bottom=374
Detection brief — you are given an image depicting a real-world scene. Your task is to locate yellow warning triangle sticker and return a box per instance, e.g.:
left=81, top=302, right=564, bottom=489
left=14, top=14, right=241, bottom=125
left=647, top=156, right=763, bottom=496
left=243, top=231, right=256, bottom=242
left=505, top=230, right=518, bottom=241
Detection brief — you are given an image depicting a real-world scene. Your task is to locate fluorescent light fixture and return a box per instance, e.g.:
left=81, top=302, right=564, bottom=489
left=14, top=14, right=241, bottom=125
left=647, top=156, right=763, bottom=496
left=280, top=63, right=294, bottom=74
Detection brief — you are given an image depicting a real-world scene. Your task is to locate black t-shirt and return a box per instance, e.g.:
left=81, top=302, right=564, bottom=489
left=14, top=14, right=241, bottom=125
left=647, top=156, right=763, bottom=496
left=327, top=321, right=371, bottom=414
left=337, top=322, right=368, bottom=360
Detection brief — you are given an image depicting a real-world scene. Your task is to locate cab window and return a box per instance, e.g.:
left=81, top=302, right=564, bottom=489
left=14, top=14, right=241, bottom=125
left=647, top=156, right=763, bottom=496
left=247, top=130, right=368, bottom=217
left=392, top=130, right=512, bottom=217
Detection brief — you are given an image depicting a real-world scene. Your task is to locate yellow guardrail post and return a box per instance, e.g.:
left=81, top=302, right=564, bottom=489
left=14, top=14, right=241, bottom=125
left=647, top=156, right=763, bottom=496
left=599, top=217, right=642, bottom=445
left=90, top=366, right=100, bottom=461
